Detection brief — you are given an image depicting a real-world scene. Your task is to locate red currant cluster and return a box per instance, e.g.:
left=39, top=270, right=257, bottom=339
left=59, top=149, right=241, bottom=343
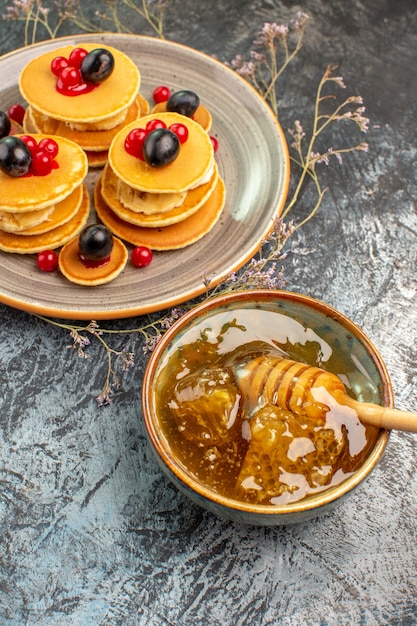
left=124, top=118, right=189, bottom=161
left=51, top=48, right=103, bottom=96
left=51, top=47, right=88, bottom=78
left=52, top=47, right=114, bottom=94
left=21, top=135, right=59, bottom=177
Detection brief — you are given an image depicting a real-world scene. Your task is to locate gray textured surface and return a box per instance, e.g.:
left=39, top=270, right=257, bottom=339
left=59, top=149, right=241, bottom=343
left=0, top=0, right=416, bottom=624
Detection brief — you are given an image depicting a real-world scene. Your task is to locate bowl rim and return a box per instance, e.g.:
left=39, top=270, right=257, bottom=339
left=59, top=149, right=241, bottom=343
left=142, top=289, right=392, bottom=517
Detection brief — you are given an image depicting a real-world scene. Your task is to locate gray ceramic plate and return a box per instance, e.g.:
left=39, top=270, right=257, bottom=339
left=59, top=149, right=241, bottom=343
left=0, top=34, right=289, bottom=320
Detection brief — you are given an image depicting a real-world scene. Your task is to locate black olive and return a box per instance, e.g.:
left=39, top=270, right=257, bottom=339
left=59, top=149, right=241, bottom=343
left=143, top=128, right=180, bottom=167
left=0, top=111, right=11, bottom=139
left=80, top=48, right=115, bottom=84
left=0, top=136, right=32, bottom=177
left=166, top=90, right=200, bottom=117
left=78, top=224, right=114, bottom=260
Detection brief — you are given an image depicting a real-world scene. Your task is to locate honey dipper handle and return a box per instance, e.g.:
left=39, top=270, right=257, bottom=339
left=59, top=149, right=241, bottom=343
left=341, top=396, right=417, bottom=433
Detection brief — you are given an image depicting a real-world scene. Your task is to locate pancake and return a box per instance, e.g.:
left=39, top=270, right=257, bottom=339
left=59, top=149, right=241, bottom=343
left=0, top=134, right=88, bottom=212
left=21, top=106, right=38, bottom=133
left=17, top=184, right=84, bottom=236
left=84, top=150, right=110, bottom=168
left=108, top=112, right=214, bottom=194
left=115, top=178, right=188, bottom=216
left=94, top=176, right=225, bottom=250
left=19, top=44, right=141, bottom=125
left=0, top=184, right=89, bottom=253
left=58, top=235, right=128, bottom=286
left=116, top=182, right=187, bottom=215
left=25, top=93, right=148, bottom=152
left=152, top=101, right=212, bottom=132
left=101, top=163, right=186, bottom=216
left=0, top=205, right=54, bottom=233
left=100, top=162, right=219, bottom=227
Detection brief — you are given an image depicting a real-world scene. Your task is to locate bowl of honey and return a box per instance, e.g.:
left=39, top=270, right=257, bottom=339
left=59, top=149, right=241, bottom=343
left=142, top=290, right=392, bottom=525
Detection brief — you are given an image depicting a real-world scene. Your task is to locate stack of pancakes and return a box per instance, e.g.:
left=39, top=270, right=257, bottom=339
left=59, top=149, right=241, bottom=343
left=8, top=45, right=227, bottom=285
left=0, top=134, right=89, bottom=253
left=95, top=112, right=226, bottom=250
left=19, top=44, right=147, bottom=167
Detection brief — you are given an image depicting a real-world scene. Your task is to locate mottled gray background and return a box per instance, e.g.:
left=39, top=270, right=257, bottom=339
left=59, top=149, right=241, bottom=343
left=0, top=0, right=416, bottom=624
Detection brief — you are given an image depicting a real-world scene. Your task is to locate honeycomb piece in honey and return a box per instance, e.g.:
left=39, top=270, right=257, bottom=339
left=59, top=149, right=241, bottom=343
left=235, top=403, right=348, bottom=504
left=167, top=367, right=242, bottom=446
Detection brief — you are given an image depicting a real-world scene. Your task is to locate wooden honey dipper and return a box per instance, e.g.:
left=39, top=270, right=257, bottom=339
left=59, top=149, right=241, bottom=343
left=233, top=354, right=417, bottom=433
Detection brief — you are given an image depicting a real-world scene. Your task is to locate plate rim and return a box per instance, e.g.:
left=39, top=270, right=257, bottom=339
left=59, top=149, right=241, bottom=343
left=0, top=33, right=290, bottom=320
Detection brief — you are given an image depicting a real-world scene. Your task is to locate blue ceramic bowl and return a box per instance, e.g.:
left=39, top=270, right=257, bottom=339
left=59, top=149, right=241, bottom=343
left=142, top=290, right=392, bottom=525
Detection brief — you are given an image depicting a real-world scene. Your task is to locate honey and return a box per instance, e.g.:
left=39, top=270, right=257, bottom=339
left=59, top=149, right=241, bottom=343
left=154, top=308, right=381, bottom=505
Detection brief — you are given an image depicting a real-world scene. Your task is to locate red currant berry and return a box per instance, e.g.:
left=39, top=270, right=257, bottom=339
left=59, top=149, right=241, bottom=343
left=7, top=104, right=25, bottom=125
left=31, top=150, right=53, bottom=176
left=20, top=135, right=38, bottom=152
left=38, top=137, right=59, bottom=159
left=132, top=246, right=153, bottom=268
left=126, top=128, right=147, bottom=143
left=169, top=123, right=188, bottom=144
left=124, top=127, right=147, bottom=159
left=146, top=118, right=167, bottom=132
left=51, top=56, right=69, bottom=76
left=152, top=85, right=171, bottom=104
left=60, top=66, right=82, bottom=88
left=210, top=135, right=219, bottom=152
left=37, top=250, right=58, bottom=272
left=69, top=47, right=88, bottom=69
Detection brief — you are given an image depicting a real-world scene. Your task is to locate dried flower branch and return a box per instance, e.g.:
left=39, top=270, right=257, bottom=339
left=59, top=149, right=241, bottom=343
left=2, top=0, right=99, bottom=44
left=228, top=22, right=369, bottom=231
left=2, top=0, right=169, bottom=45
left=2, top=0, right=66, bottom=43
left=117, top=0, right=169, bottom=38
left=34, top=316, right=135, bottom=404
left=283, top=63, right=369, bottom=229
left=202, top=219, right=294, bottom=299
left=228, top=12, right=309, bottom=118
left=93, top=0, right=168, bottom=39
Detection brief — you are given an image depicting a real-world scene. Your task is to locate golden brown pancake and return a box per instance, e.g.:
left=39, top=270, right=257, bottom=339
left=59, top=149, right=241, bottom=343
left=17, top=185, right=84, bottom=236
left=101, top=163, right=186, bottom=216
left=84, top=150, right=110, bottom=168
left=0, top=185, right=89, bottom=253
left=116, top=182, right=187, bottom=215
left=0, top=134, right=88, bottom=212
left=58, top=235, right=128, bottom=286
left=100, top=162, right=219, bottom=227
left=108, top=112, right=214, bottom=194
left=151, top=101, right=212, bottom=131
left=94, top=176, right=225, bottom=250
left=19, top=44, right=141, bottom=125
left=20, top=107, right=38, bottom=134
left=0, top=205, right=55, bottom=233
